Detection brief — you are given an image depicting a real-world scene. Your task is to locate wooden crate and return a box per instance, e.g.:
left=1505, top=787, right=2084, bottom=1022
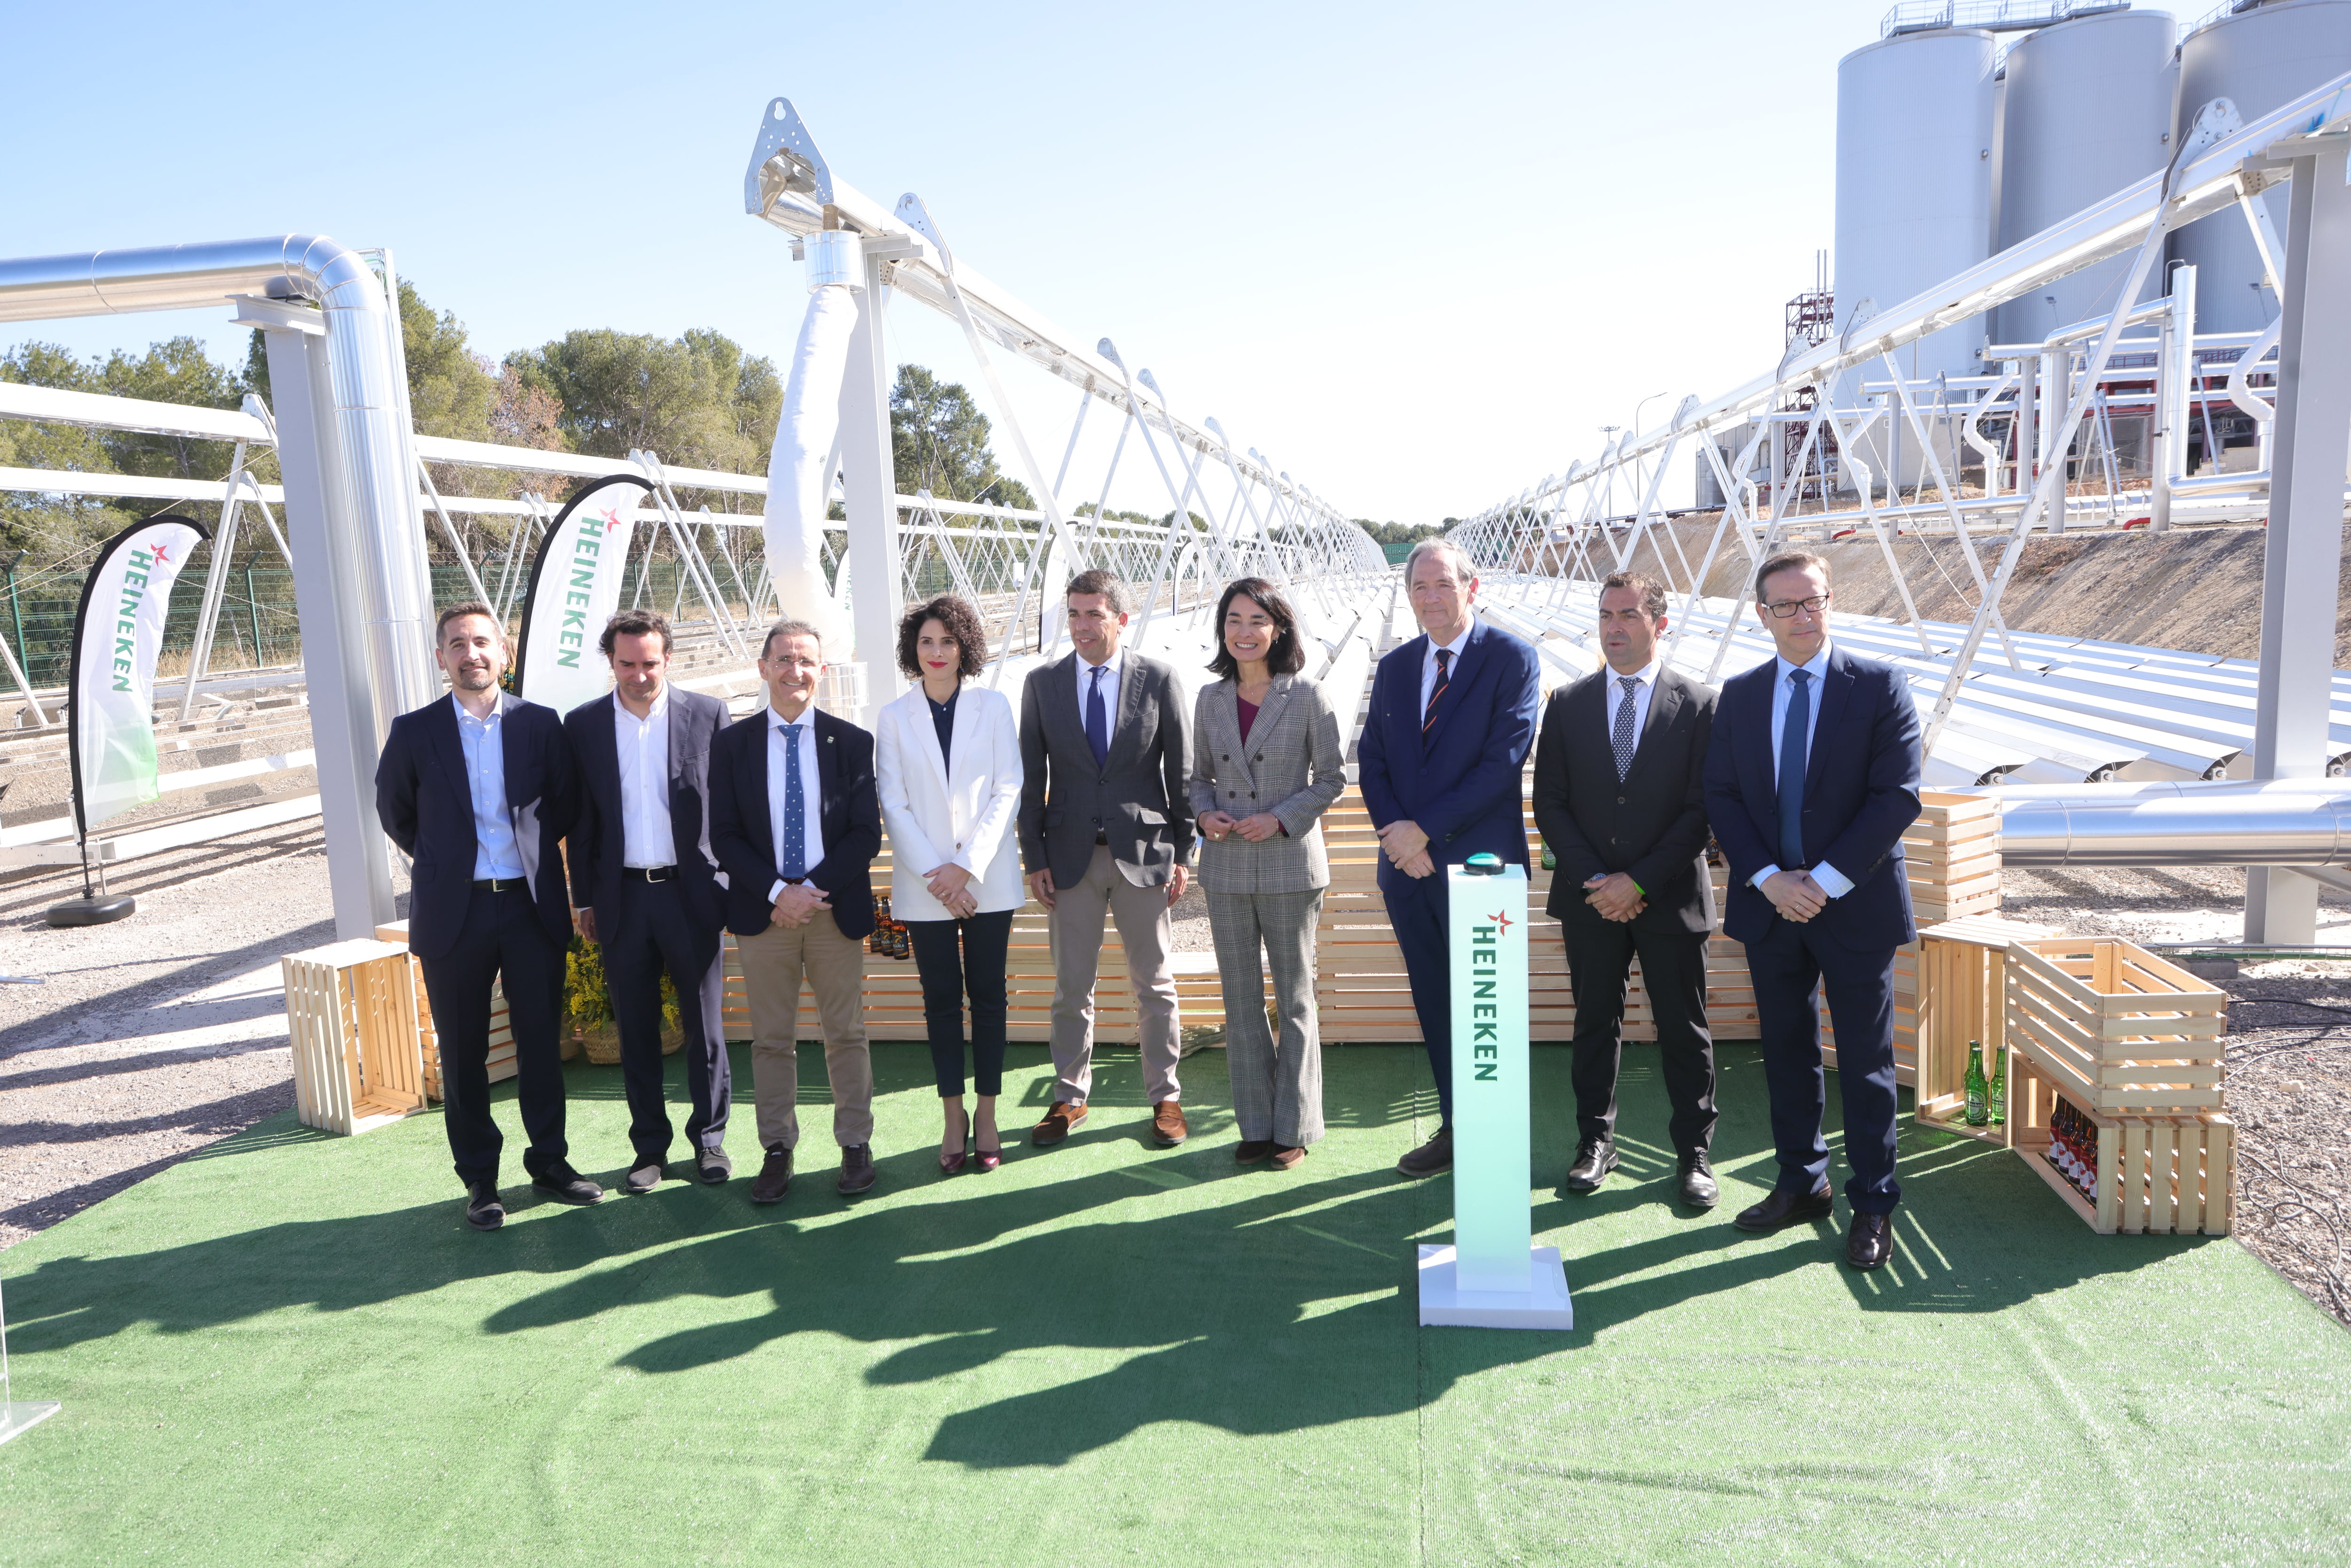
left=1904, top=789, right=2001, bottom=925
left=2008, top=1053, right=2234, bottom=1235
left=2006, top=937, right=2226, bottom=1113
left=282, top=938, right=427, bottom=1135
left=1910, top=914, right=2055, bottom=1137
left=377, top=919, right=516, bottom=1091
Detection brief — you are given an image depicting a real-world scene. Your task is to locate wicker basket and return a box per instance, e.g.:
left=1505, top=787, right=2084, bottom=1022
left=579, top=1019, right=623, bottom=1065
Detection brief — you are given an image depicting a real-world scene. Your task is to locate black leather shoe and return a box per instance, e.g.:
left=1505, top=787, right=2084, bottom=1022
left=1676, top=1151, right=1719, bottom=1209
left=1846, top=1212, right=1894, bottom=1270
left=1732, top=1182, right=1834, bottom=1233
left=464, top=1183, right=504, bottom=1231
left=530, top=1164, right=605, bottom=1205
left=697, top=1148, right=734, bottom=1185
left=750, top=1147, right=793, bottom=1204
left=838, top=1143, right=877, bottom=1197
left=623, top=1160, right=664, bottom=1195
left=1561, top=1137, right=1617, bottom=1192
left=1397, top=1127, right=1453, bottom=1177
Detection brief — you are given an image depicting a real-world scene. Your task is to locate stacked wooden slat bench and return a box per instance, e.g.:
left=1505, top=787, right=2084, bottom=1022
left=1909, top=914, right=2055, bottom=1138
left=282, top=938, right=429, bottom=1135
left=376, top=919, right=515, bottom=1094
left=2003, top=936, right=2233, bottom=1234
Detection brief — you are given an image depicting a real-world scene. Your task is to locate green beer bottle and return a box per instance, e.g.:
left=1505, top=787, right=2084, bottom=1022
left=1987, top=1043, right=2006, bottom=1126
left=1540, top=841, right=1556, bottom=871
left=1963, top=1039, right=1989, bottom=1127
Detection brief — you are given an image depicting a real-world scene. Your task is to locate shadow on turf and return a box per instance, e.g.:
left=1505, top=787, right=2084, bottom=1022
left=6, top=1042, right=2227, bottom=1470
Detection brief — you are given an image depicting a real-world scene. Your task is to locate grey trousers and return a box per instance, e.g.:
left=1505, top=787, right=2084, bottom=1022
left=1208, top=887, right=1325, bottom=1146
left=1048, top=844, right=1182, bottom=1106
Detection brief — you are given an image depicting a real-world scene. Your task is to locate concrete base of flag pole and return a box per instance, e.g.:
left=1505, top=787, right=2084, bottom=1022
left=46, top=894, right=134, bottom=927
left=1416, top=1244, right=1574, bottom=1330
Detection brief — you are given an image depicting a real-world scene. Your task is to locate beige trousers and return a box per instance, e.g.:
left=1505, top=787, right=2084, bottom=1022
left=738, top=914, right=874, bottom=1152
left=1048, top=844, right=1182, bottom=1106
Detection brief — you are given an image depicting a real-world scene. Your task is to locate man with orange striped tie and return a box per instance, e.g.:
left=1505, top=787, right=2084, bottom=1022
left=1357, top=539, right=1542, bottom=1177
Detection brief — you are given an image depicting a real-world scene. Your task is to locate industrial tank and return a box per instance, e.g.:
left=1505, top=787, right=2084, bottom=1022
left=1992, top=8, right=2177, bottom=345
left=2172, top=0, right=2351, bottom=332
left=1834, top=27, right=1998, bottom=488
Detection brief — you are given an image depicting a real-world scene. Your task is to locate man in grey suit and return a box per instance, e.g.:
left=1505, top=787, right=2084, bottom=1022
left=1018, top=568, right=1195, bottom=1149
left=565, top=608, right=734, bottom=1195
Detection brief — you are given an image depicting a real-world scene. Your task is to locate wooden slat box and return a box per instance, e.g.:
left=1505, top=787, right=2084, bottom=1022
left=1904, top=789, right=2001, bottom=926
left=1910, top=914, right=2055, bottom=1137
left=377, top=919, right=515, bottom=1090
left=2008, top=1053, right=2234, bottom=1235
left=282, top=938, right=428, bottom=1135
left=2005, top=938, right=2227, bottom=1113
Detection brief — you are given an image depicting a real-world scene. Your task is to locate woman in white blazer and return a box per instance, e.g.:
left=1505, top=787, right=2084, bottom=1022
left=876, top=594, right=1025, bottom=1173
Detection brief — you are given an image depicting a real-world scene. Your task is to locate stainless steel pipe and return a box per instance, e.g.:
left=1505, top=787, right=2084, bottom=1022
left=1966, top=779, right=2351, bottom=867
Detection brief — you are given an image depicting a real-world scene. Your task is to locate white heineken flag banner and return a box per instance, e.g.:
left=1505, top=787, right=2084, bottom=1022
left=513, top=473, right=651, bottom=716
left=68, top=513, right=210, bottom=838
left=1417, top=856, right=1573, bottom=1330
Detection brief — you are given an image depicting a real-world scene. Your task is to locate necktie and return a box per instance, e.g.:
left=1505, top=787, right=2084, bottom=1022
left=1777, top=669, right=1811, bottom=869
left=1612, top=676, right=1640, bottom=780
left=1422, top=647, right=1452, bottom=738
left=1086, top=664, right=1110, bottom=769
left=778, top=723, right=806, bottom=881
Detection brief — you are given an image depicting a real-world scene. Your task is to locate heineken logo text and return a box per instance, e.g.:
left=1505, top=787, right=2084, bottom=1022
left=1469, top=923, right=1500, bottom=1081
left=112, top=548, right=156, bottom=691
left=554, top=520, right=608, bottom=670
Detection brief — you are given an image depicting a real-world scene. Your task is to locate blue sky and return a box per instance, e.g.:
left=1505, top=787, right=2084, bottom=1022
left=5, top=0, right=1907, bottom=523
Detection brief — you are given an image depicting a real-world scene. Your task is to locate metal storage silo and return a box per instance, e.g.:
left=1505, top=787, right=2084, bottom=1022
left=1992, top=8, right=2177, bottom=346
left=1835, top=28, right=1998, bottom=493
left=2172, top=0, right=2351, bottom=332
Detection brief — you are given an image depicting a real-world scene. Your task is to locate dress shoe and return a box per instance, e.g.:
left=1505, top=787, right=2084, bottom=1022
left=749, top=1147, right=794, bottom=1205
left=1270, top=1145, right=1306, bottom=1170
left=1676, top=1151, right=1719, bottom=1209
left=464, top=1183, right=505, bottom=1231
left=1561, top=1137, right=1618, bottom=1192
left=1152, top=1100, right=1189, bottom=1147
left=622, top=1160, right=664, bottom=1196
left=697, top=1148, right=734, bottom=1185
left=974, top=1145, right=1002, bottom=1173
left=1732, top=1182, right=1834, bottom=1233
left=530, top=1164, right=605, bottom=1205
left=838, top=1143, right=877, bottom=1196
left=1846, top=1211, right=1894, bottom=1271
left=1397, top=1126, right=1453, bottom=1177
left=1030, top=1101, right=1087, bottom=1146
left=1234, top=1139, right=1275, bottom=1165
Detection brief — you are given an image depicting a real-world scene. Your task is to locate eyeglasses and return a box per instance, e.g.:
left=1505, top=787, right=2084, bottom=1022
left=1762, top=593, right=1830, bottom=619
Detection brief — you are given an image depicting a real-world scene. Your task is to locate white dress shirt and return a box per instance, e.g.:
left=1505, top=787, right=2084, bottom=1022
left=764, top=702, right=828, bottom=903
left=1751, top=641, right=1853, bottom=898
left=1599, top=658, right=1660, bottom=751
left=614, top=688, right=674, bottom=869
left=1419, top=616, right=1476, bottom=716
left=451, top=694, right=525, bottom=881
left=1073, top=646, right=1124, bottom=738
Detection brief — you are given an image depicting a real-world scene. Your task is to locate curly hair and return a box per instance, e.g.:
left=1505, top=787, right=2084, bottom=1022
left=895, top=594, right=988, bottom=679
left=1207, top=577, right=1306, bottom=679
left=599, top=607, right=673, bottom=657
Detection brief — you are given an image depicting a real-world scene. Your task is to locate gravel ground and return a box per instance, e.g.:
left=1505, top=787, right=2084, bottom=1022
left=6, top=847, right=2346, bottom=1330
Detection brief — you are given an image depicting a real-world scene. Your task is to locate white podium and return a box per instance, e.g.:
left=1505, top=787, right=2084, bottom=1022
left=1416, top=859, right=1573, bottom=1330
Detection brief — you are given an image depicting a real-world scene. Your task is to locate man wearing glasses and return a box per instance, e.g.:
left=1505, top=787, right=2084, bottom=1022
left=1702, top=552, right=1921, bottom=1270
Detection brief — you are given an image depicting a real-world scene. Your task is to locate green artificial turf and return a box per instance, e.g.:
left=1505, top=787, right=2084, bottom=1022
left=0, top=1040, right=2344, bottom=1565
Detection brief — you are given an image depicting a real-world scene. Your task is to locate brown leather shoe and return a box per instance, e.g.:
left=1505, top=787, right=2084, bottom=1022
left=1270, top=1144, right=1305, bottom=1170
left=1030, top=1102, right=1087, bottom=1146
left=1152, top=1100, right=1188, bottom=1146
left=749, top=1146, right=794, bottom=1205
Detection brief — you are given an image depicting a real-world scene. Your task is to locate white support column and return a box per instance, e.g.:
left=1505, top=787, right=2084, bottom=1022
left=2151, top=267, right=2194, bottom=533
left=2247, top=140, right=2351, bottom=946
left=836, top=250, right=903, bottom=727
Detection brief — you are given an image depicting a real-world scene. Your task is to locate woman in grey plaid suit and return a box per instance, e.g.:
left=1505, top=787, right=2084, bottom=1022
left=1191, top=578, right=1348, bottom=1167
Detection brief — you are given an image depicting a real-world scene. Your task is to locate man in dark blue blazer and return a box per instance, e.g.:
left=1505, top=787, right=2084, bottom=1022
left=376, top=602, right=598, bottom=1231
left=564, top=609, right=733, bottom=1196
left=708, top=617, right=883, bottom=1204
left=1358, top=539, right=1543, bottom=1177
left=1702, top=552, right=1922, bottom=1270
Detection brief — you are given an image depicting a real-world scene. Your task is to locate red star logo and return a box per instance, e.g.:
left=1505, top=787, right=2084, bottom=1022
left=595, top=501, right=627, bottom=534
left=1489, top=911, right=1513, bottom=932
left=152, top=542, right=171, bottom=564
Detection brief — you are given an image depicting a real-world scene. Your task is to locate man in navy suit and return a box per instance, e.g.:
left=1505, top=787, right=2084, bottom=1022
left=565, top=608, right=733, bottom=1195
left=376, top=602, right=599, bottom=1231
left=1703, top=552, right=1922, bottom=1270
left=1358, top=538, right=1543, bottom=1177
left=708, top=618, right=883, bottom=1204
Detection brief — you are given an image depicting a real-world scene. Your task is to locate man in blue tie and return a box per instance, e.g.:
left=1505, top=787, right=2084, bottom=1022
left=1703, top=552, right=1922, bottom=1270
left=709, top=619, right=884, bottom=1202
